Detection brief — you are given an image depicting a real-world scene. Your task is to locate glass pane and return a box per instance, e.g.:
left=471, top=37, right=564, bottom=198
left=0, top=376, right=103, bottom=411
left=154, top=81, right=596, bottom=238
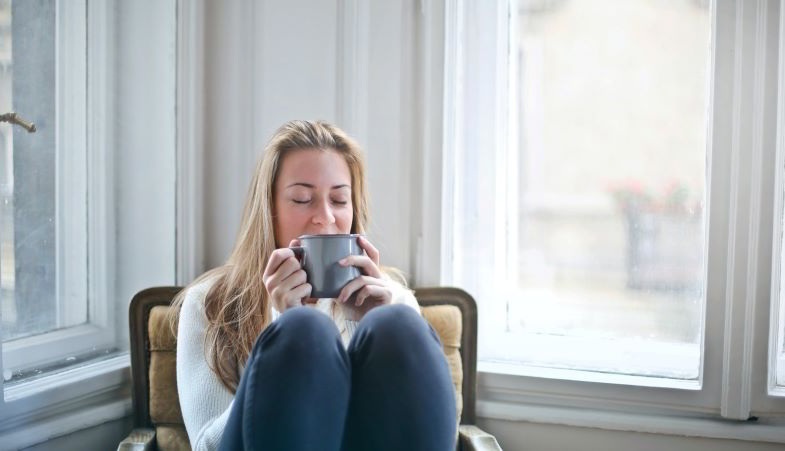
left=503, top=0, right=709, bottom=376
left=1, top=0, right=86, bottom=343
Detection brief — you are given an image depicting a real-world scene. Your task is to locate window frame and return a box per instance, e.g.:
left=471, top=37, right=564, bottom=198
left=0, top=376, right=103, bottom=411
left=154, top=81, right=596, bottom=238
left=417, top=0, right=785, bottom=441
left=769, top=0, right=785, bottom=398
left=0, top=0, right=116, bottom=377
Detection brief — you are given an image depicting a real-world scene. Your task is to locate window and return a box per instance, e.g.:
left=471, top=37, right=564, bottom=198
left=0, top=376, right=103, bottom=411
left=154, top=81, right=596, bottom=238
left=0, top=1, right=177, bottom=444
left=451, top=0, right=709, bottom=382
left=0, top=0, right=99, bottom=385
left=437, top=0, right=785, bottom=427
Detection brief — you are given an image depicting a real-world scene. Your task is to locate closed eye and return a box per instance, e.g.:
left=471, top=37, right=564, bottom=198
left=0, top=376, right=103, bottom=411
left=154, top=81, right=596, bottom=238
left=292, top=199, right=310, bottom=204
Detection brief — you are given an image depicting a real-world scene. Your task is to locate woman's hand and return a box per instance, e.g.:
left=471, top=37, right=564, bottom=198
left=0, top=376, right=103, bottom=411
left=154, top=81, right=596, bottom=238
left=262, top=239, right=312, bottom=312
left=336, top=236, right=394, bottom=320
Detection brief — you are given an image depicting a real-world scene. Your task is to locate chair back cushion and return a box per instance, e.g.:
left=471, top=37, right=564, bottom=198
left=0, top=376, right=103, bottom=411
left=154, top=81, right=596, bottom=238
left=143, top=303, right=464, bottom=451
left=147, top=306, right=190, bottom=450
left=420, top=304, right=464, bottom=422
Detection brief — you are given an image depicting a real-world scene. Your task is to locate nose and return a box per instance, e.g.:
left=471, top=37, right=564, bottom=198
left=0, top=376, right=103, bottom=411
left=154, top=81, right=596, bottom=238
left=311, top=199, right=336, bottom=226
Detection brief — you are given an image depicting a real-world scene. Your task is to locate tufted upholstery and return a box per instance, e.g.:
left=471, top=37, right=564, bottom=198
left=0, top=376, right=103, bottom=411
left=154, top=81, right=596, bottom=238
left=120, top=286, right=500, bottom=451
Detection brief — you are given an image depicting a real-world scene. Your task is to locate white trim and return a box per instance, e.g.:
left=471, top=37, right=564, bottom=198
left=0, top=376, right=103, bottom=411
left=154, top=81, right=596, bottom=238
left=336, top=0, right=370, bottom=145
left=55, top=0, right=88, bottom=328
left=3, top=324, right=110, bottom=372
left=492, top=0, right=510, bottom=315
left=477, top=400, right=785, bottom=445
left=413, top=0, right=446, bottom=286
left=481, top=362, right=701, bottom=391
left=0, top=354, right=129, bottom=427
left=86, top=0, right=115, bottom=327
left=720, top=0, right=748, bottom=419
left=4, top=354, right=128, bottom=403
left=721, top=0, right=769, bottom=420
left=0, top=396, right=131, bottom=451
left=439, top=0, right=461, bottom=286
left=176, top=0, right=205, bottom=284
left=770, top=0, right=785, bottom=394
left=248, top=0, right=262, bottom=174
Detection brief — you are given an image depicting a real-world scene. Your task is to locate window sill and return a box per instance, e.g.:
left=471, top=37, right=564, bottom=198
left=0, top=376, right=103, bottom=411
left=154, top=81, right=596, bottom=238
left=479, top=361, right=701, bottom=391
left=0, top=354, right=132, bottom=450
left=478, top=364, right=785, bottom=445
left=477, top=399, right=785, bottom=445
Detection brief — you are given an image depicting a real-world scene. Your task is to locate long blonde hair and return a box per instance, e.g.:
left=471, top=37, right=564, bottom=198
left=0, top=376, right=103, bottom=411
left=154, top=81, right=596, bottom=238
left=171, top=120, right=370, bottom=392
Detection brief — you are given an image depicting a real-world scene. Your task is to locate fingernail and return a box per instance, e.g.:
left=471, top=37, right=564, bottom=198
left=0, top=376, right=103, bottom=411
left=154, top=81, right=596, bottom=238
left=339, top=258, right=347, bottom=265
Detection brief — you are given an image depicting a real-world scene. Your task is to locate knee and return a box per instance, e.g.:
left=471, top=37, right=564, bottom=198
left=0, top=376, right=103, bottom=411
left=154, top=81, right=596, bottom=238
left=352, top=304, right=438, bottom=352
left=253, top=307, right=340, bottom=357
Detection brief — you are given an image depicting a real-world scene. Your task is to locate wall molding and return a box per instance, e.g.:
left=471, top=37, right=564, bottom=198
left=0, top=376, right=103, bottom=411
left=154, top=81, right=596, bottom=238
left=336, top=0, right=370, bottom=145
left=0, top=396, right=130, bottom=450
left=175, top=0, right=205, bottom=284
left=768, top=0, right=785, bottom=397
left=721, top=0, right=782, bottom=419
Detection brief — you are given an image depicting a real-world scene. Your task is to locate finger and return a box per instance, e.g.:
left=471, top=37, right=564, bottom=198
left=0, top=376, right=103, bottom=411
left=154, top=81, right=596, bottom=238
left=277, top=282, right=312, bottom=310
left=264, top=256, right=302, bottom=290
left=289, top=283, right=312, bottom=307
left=338, top=275, right=384, bottom=303
left=278, top=268, right=307, bottom=293
left=355, top=285, right=391, bottom=306
left=289, top=238, right=301, bottom=247
left=263, top=248, right=297, bottom=280
left=339, top=255, right=381, bottom=278
left=358, top=236, right=380, bottom=266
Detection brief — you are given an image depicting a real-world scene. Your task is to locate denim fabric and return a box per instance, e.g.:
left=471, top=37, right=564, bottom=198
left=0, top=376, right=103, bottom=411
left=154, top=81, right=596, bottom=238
left=218, top=304, right=456, bottom=451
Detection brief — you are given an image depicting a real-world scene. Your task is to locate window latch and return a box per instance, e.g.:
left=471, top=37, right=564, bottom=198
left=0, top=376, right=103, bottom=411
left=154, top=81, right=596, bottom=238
left=0, top=112, right=37, bottom=133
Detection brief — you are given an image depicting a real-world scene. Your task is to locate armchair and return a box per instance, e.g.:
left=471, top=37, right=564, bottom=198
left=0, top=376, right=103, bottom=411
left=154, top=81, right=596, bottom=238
left=117, top=286, right=502, bottom=451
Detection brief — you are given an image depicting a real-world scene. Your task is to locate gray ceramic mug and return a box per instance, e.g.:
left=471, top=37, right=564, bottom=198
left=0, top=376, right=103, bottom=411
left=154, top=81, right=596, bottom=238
left=290, top=234, right=364, bottom=298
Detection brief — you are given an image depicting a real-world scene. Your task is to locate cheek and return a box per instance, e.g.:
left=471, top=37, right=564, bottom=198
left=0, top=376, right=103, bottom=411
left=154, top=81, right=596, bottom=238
left=278, top=204, right=308, bottom=227
left=336, top=208, right=354, bottom=232
left=274, top=203, right=308, bottom=242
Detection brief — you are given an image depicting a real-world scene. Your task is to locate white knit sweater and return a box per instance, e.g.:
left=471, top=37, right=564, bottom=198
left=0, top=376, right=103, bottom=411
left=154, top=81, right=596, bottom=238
left=176, top=277, right=420, bottom=451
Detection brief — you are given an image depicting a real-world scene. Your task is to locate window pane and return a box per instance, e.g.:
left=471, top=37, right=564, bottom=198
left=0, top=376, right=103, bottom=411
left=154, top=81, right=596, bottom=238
left=472, top=0, right=710, bottom=379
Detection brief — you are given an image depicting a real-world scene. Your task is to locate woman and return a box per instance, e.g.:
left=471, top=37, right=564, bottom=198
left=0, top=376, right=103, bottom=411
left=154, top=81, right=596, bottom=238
left=173, top=120, right=457, bottom=451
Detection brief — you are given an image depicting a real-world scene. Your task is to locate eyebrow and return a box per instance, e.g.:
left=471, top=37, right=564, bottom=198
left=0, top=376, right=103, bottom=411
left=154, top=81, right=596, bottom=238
left=285, top=182, right=351, bottom=190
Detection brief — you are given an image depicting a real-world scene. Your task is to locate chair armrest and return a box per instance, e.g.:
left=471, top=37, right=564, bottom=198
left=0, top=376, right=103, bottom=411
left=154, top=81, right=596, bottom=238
left=458, top=424, right=503, bottom=451
left=117, top=428, right=156, bottom=451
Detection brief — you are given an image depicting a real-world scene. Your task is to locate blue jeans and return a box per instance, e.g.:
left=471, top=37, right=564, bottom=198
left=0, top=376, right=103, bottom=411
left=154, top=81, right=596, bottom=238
left=218, top=304, right=457, bottom=451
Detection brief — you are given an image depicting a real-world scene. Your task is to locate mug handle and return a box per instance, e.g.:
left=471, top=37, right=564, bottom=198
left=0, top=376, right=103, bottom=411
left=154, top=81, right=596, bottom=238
left=290, top=246, right=306, bottom=266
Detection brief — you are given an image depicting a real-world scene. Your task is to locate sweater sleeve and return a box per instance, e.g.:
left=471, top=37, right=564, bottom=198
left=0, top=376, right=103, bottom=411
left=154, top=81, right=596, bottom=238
left=176, top=281, right=235, bottom=451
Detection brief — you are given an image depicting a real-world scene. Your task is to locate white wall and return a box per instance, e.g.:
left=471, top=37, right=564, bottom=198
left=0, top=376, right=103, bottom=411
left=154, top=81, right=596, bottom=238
left=203, top=0, right=417, bottom=280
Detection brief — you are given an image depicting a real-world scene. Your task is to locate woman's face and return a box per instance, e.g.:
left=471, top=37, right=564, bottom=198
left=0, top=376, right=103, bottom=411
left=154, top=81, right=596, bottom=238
left=273, top=147, right=354, bottom=248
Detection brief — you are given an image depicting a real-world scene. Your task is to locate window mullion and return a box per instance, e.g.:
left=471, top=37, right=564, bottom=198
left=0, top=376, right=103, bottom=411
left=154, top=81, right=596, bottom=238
left=718, top=0, right=776, bottom=420
left=86, top=0, right=113, bottom=329
left=55, top=0, right=87, bottom=327
left=770, top=0, right=785, bottom=398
